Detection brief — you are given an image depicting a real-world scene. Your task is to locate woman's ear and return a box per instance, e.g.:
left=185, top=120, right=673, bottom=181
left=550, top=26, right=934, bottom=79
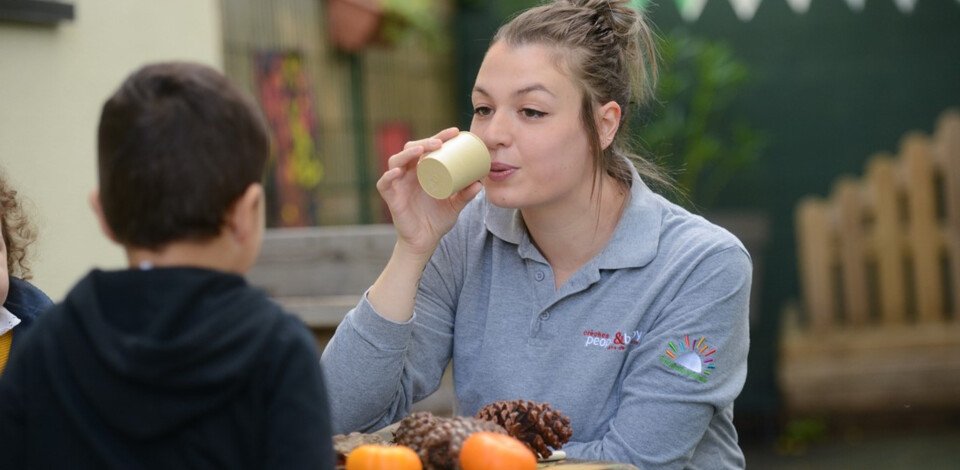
left=88, top=189, right=119, bottom=244
left=226, top=183, right=264, bottom=243
left=596, top=101, right=622, bottom=150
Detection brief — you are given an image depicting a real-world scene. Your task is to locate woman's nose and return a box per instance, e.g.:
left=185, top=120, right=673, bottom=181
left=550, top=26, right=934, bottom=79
left=475, top=111, right=511, bottom=150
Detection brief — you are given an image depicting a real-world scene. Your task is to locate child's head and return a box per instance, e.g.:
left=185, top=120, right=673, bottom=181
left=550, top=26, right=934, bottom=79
left=95, top=62, right=269, bottom=263
left=1, top=170, right=38, bottom=304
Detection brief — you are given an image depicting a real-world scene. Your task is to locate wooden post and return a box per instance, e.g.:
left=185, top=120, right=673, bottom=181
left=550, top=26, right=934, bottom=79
left=934, top=110, right=960, bottom=321
left=902, top=134, right=944, bottom=322
left=835, top=178, right=869, bottom=326
left=797, top=198, right=835, bottom=331
left=866, top=156, right=907, bottom=325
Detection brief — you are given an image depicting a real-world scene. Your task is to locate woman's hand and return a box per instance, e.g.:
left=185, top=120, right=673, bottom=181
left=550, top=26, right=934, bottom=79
left=377, top=127, right=483, bottom=257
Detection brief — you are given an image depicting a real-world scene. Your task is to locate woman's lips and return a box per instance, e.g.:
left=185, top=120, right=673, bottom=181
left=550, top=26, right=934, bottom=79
left=487, top=162, right=517, bottom=182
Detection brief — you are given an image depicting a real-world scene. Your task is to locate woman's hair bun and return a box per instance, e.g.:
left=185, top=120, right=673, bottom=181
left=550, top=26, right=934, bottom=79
left=568, top=0, right=643, bottom=45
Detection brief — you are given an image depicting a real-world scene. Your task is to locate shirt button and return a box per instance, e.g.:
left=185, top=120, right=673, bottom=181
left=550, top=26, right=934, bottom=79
left=539, top=312, right=550, bottom=321
left=535, top=271, right=545, bottom=281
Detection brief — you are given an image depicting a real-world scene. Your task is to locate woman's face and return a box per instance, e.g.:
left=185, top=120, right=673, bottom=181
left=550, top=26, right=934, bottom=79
left=470, top=41, right=594, bottom=210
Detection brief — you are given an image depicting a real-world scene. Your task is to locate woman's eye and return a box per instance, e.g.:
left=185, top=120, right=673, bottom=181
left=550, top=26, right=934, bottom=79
left=521, top=108, right=546, bottom=118
left=473, top=106, right=492, bottom=117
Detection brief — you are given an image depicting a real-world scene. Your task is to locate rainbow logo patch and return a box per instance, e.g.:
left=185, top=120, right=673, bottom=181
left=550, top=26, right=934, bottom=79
left=659, top=335, right=716, bottom=383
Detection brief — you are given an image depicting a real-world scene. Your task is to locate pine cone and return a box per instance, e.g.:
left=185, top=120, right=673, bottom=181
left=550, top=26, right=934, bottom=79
left=475, top=400, right=573, bottom=459
left=420, top=416, right=506, bottom=470
left=393, top=411, right=439, bottom=462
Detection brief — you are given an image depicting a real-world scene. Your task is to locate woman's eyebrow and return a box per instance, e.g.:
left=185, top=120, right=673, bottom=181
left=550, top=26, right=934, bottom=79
left=515, top=84, right=554, bottom=97
left=472, top=84, right=555, bottom=98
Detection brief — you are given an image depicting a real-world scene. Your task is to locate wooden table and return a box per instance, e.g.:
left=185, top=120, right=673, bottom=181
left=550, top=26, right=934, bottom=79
left=538, top=460, right=638, bottom=469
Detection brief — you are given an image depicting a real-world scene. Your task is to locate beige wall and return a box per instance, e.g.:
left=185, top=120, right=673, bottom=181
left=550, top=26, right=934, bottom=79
left=0, top=0, right=223, bottom=300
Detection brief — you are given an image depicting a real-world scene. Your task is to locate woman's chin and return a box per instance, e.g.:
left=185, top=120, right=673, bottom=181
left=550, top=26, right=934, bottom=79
left=484, top=188, right=523, bottom=209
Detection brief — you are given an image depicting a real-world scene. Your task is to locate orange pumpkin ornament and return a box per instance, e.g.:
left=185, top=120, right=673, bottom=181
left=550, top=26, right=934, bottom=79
left=345, top=444, right=422, bottom=470
left=459, top=431, right=537, bottom=470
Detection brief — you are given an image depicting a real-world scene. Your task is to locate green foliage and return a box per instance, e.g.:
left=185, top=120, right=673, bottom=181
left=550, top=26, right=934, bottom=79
left=639, top=29, right=767, bottom=209
left=380, top=0, right=449, bottom=51
left=777, top=417, right=827, bottom=455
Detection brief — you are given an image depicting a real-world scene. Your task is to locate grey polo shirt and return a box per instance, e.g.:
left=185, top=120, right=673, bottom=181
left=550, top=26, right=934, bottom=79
left=322, top=169, right=751, bottom=469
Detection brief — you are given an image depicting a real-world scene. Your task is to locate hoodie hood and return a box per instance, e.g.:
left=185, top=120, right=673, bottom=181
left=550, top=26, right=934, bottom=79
left=42, top=268, right=282, bottom=438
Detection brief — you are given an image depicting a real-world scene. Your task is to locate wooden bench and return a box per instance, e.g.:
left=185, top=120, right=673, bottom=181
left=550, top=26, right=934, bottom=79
left=779, top=109, right=960, bottom=413
left=248, top=224, right=397, bottom=333
left=247, top=224, right=456, bottom=415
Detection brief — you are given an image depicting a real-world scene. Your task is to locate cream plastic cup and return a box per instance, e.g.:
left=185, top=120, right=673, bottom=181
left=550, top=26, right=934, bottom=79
left=416, top=131, right=491, bottom=199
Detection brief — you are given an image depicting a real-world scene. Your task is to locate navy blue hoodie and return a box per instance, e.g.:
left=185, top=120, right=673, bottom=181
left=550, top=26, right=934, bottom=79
left=0, top=268, right=335, bottom=469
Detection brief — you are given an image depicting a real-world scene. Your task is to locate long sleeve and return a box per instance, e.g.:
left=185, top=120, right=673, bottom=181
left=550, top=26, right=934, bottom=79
left=321, top=295, right=420, bottom=433
left=321, top=231, right=465, bottom=434
left=561, top=246, right=751, bottom=469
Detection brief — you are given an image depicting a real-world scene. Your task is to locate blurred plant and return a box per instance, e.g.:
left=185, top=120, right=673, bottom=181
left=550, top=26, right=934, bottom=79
left=380, top=0, right=449, bottom=51
left=777, top=417, right=827, bottom=455
left=638, top=28, right=768, bottom=209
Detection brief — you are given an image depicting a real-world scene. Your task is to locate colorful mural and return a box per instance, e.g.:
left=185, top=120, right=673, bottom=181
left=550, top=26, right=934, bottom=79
left=255, top=51, right=324, bottom=227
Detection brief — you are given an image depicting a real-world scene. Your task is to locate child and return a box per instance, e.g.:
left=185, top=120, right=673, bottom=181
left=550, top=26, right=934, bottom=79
left=0, top=62, right=335, bottom=469
left=0, top=170, right=54, bottom=376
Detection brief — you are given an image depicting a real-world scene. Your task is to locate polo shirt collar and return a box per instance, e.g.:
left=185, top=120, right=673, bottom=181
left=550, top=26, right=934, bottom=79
left=484, top=198, right=526, bottom=246
left=0, top=305, right=21, bottom=336
left=483, top=164, right=662, bottom=269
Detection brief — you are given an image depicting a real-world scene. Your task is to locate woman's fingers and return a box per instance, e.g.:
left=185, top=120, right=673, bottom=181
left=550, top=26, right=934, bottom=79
left=433, top=127, right=460, bottom=142
left=376, top=167, right=404, bottom=193
left=401, top=127, right=460, bottom=151
left=387, top=145, right=426, bottom=171
left=451, top=181, right=483, bottom=209
left=380, top=127, right=465, bottom=201
left=403, top=138, right=439, bottom=152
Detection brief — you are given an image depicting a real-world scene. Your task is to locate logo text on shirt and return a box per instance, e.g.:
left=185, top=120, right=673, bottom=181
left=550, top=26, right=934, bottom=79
left=583, top=329, right=643, bottom=351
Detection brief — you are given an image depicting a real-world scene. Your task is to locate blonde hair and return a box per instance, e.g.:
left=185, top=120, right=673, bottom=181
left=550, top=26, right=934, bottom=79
left=494, top=0, right=672, bottom=192
left=0, top=170, right=37, bottom=279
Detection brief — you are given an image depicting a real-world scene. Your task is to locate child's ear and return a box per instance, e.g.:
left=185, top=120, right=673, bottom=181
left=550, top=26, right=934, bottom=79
left=89, top=189, right=119, bottom=244
left=596, top=100, right=622, bottom=151
left=227, top=183, right=264, bottom=242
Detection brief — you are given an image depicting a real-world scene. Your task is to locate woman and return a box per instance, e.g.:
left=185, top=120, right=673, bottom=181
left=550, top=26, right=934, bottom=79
left=322, top=1, right=751, bottom=467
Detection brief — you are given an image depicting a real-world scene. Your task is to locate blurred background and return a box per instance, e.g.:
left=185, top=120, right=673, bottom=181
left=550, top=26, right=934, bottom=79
left=2, top=0, right=958, bottom=467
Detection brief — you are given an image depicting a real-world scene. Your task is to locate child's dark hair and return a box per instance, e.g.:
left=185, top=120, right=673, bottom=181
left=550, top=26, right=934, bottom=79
left=0, top=171, right=38, bottom=279
left=97, top=61, right=269, bottom=249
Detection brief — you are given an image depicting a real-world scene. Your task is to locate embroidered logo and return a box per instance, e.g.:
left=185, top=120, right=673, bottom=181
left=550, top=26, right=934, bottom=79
left=660, top=335, right=716, bottom=383
left=583, top=329, right=643, bottom=351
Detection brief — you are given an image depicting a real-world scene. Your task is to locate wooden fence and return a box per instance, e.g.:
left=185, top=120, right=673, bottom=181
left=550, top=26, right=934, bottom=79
left=779, top=109, right=960, bottom=413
